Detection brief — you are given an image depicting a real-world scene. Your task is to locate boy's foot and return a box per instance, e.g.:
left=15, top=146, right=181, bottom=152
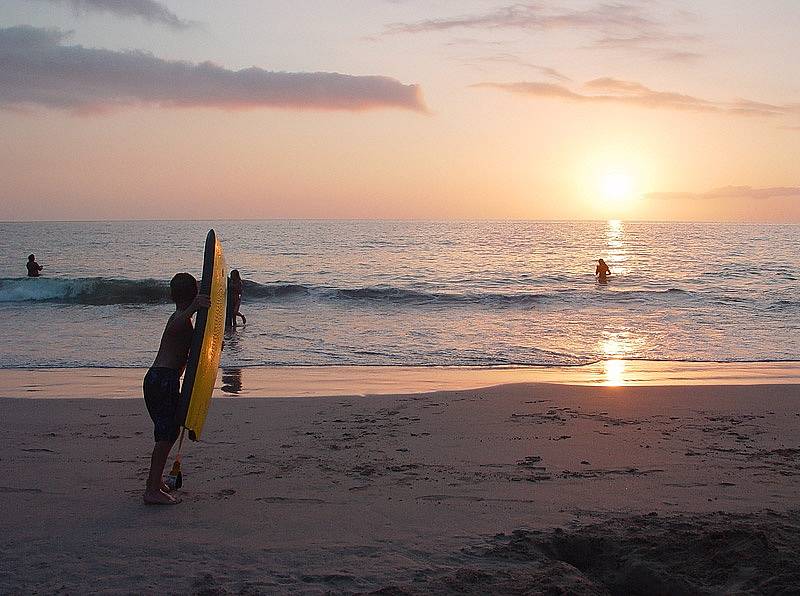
left=143, top=489, right=181, bottom=505
left=161, top=482, right=172, bottom=493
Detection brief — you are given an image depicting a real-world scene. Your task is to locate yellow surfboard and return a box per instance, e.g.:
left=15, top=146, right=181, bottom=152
left=177, top=229, right=227, bottom=441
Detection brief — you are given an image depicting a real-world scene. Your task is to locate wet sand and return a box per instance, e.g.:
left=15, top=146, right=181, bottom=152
left=1, top=381, right=799, bottom=593
left=2, top=360, right=799, bottom=400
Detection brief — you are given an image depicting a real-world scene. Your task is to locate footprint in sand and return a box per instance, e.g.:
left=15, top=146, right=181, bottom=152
left=210, top=489, right=236, bottom=500
left=0, top=486, right=42, bottom=493
left=256, top=496, right=328, bottom=504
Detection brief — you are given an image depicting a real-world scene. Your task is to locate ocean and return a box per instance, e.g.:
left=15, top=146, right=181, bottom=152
left=0, top=220, right=798, bottom=369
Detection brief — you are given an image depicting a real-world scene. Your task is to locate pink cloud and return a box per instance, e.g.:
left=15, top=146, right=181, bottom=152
left=473, top=77, right=800, bottom=118
left=465, top=54, right=571, bottom=82
left=647, top=186, right=800, bottom=201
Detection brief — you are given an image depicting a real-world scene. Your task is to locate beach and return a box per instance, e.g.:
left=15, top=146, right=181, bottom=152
left=4, top=0, right=800, bottom=592
left=1, top=220, right=797, bottom=593
left=2, top=379, right=799, bottom=594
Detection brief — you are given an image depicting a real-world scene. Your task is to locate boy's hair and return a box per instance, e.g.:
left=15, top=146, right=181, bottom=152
left=170, top=273, right=198, bottom=304
left=28, top=254, right=35, bottom=261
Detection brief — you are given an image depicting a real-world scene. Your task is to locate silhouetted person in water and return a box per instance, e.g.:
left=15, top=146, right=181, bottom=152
left=596, top=258, right=611, bottom=282
left=226, top=269, right=246, bottom=328
left=26, top=254, right=43, bottom=277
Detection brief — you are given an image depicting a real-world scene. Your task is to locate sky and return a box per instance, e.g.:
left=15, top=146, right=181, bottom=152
left=1, top=0, right=799, bottom=222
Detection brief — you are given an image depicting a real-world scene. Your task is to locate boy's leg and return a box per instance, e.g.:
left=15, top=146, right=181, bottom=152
left=144, top=439, right=177, bottom=504
left=142, top=368, right=181, bottom=504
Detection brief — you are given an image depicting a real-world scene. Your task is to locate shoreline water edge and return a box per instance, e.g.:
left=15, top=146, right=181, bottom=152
left=1, top=360, right=799, bottom=399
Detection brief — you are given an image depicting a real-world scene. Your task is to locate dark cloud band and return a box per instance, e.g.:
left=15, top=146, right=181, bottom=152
left=31, top=0, right=192, bottom=29
left=0, top=26, right=426, bottom=114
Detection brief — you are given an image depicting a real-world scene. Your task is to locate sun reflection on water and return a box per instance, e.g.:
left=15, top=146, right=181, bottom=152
left=601, top=338, right=622, bottom=356
left=599, top=331, right=644, bottom=386
left=598, top=221, right=634, bottom=385
left=605, top=219, right=628, bottom=275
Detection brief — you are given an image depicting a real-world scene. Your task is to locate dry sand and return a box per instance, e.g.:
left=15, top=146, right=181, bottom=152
left=1, top=382, right=800, bottom=594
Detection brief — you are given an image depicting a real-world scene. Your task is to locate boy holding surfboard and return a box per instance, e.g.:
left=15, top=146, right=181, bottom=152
left=142, top=273, right=209, bottom=505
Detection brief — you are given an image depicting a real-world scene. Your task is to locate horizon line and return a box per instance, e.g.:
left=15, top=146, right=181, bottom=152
left=1, top=217, right=799, bottom=225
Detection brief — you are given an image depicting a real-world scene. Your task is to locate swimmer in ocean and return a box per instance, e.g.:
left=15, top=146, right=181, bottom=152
left=26, top=254, right=43, bottom=277
left=596, top=258, right=611, bottom=282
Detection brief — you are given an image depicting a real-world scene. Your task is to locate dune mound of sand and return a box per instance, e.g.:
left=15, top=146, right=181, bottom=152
left=376, top=510, right=800, bottom=595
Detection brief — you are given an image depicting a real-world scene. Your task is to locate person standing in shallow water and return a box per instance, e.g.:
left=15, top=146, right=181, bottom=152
left=596, top=258, right=611, bottom=282
left=26, top=254, right=43, bottom=277
left=226, top=269, right=246, bottom=328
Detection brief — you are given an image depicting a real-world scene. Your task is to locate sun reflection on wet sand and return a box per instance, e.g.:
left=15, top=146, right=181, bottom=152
left=603, top=359, right=626, bottom=386
left=0, top=363, right=799, bottom=399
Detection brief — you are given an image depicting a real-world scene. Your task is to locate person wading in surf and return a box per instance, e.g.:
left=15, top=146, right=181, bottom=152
left=26, top=254, right=43, bottom=277
left=226, top=269, right=246, bottom=328
left=596, top=258, right=611, bottom=282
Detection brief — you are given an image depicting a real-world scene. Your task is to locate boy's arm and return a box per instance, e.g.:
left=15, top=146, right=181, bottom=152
left=171, top=294, right=211, bottom=326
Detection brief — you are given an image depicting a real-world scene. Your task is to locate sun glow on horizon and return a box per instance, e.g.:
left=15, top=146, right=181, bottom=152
left=575, top=147, right=654, bottom=219
left=599, top=171, right=635, bottom=202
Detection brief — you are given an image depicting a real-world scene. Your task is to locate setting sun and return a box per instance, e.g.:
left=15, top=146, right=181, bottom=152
left=600, top=171, right=635, bottom=202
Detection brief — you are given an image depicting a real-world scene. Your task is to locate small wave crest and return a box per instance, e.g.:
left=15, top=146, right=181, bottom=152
left=604, top=288, right=690, bottom=301
left=0, top=277, right=168, bottom=305
left=326, top=286, right=548, bottom=304
left=768, top=299, right=800, bottom=311
left=242, top=280, right=310, bottom=299
left=324, top=286, right=691, bottom=306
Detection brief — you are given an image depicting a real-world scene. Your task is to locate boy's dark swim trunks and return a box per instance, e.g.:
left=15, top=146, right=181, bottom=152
left=143, top=367, right=181, bottom=442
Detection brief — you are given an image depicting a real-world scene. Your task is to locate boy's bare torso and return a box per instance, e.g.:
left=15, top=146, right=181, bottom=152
left=151, top=312, right=194, bottom=373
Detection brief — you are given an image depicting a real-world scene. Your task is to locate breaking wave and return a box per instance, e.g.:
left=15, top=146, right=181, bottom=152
left=0, top=277, right=700, bottom=307
left=0, top=277, right=168, bottom=305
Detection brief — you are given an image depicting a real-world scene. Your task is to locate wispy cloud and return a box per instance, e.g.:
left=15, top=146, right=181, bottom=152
left=647, top=186, right=800, bottom=201
left=31, top=0, right=192, bottom=29
left=386, top=3, right=654, bottom=35
left=385, top=2, right=701, bottom=60
left=473, top=77, right=800, bottom=118
left=0, top=26, right=426, bottom=114
left=443, top=37, right=507, bottom=48
left=591, top=33, right=703, bottom=62
left=465, top=54, right=571, bottom=82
